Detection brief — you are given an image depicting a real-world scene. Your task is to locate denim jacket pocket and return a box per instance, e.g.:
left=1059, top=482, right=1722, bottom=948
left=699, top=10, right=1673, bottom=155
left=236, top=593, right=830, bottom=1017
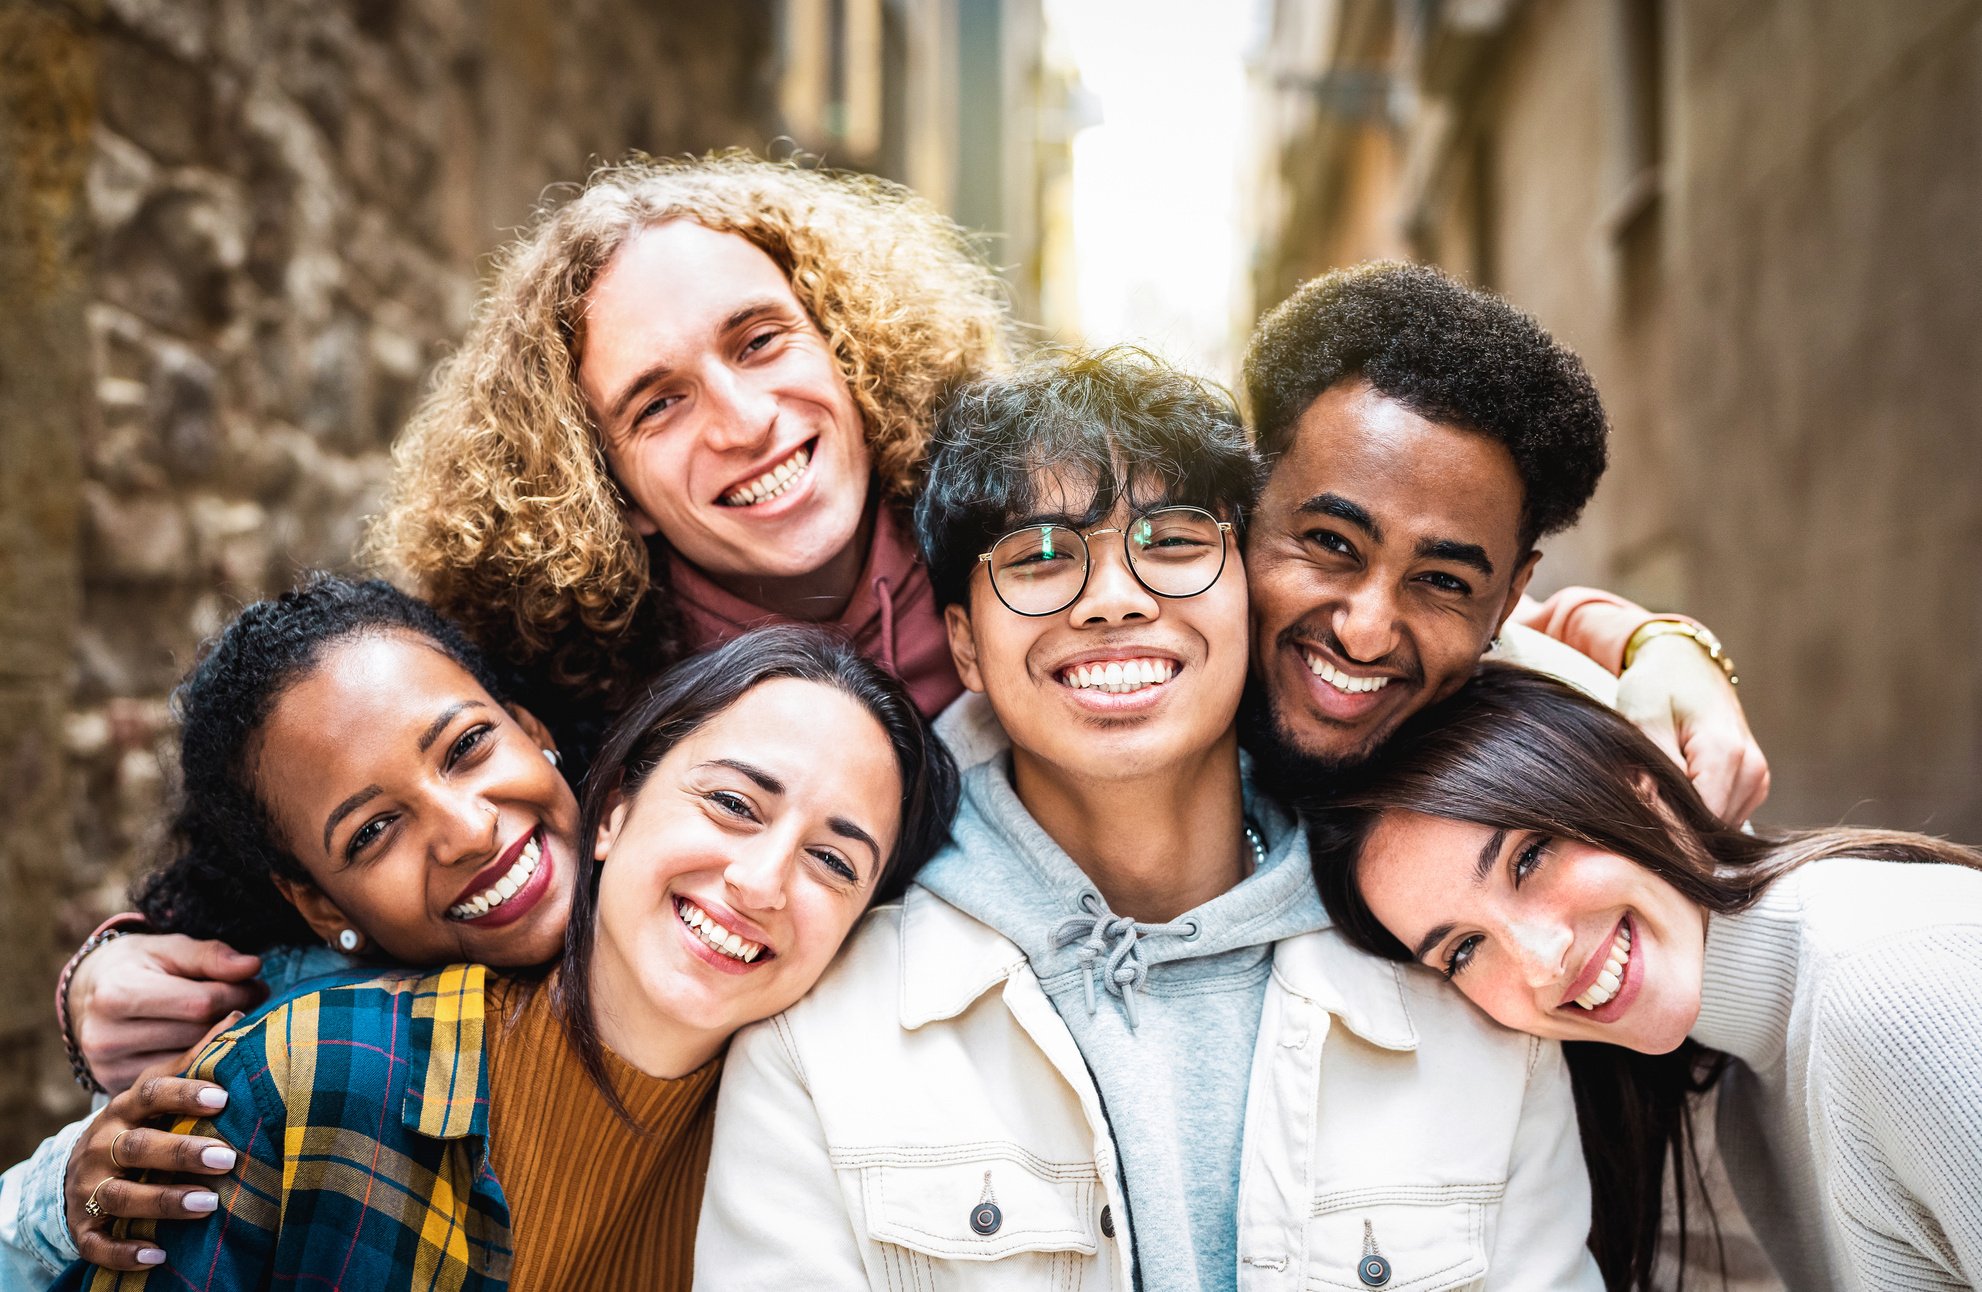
left=1304, top=1183, right=1504, bottom=1291
left=852, top=1146, right=1103, bottom=1261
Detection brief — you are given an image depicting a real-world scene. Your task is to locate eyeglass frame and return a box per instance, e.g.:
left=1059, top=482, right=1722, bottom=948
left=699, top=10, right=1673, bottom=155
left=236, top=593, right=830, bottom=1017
left=973, top=504, right=1237, bottom=618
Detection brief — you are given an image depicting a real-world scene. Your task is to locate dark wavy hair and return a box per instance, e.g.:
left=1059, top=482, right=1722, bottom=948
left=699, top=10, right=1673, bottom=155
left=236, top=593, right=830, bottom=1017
left=133, top=575, right=512, bottom=952
left=1244, top=261, right=1607, bottom=548
left=914, top=344, right=1261, bottom=610
left=1307, top=662, right=1982, bottom=1291
left=552, top=625, right=960, bottom=1117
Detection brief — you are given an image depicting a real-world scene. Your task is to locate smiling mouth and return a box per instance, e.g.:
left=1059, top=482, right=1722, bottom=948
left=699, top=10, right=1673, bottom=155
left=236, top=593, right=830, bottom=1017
left=675, top=896, right=771, bottom=963
left=446, top=831, right=543, bottom=922
left=719, top=441, right=814, bottom=507
left=1300, top=648, right=1393, bottom=695
left=1567, top=921, right=1633, bottom=1011
left=1056, top=657, right=1178, bottom=695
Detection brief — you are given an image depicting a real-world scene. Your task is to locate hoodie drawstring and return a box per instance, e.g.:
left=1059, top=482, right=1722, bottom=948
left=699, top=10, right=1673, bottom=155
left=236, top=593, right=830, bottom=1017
left=871, top=574, right=897, bottom=675
left=1052, top=892, right=1198, bottom=1030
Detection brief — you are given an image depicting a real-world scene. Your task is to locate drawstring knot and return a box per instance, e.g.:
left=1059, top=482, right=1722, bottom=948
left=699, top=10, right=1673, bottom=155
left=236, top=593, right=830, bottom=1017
left=1052, top=892, right=1197, bottom=1030
left=871, top=574, right=898, bottom=674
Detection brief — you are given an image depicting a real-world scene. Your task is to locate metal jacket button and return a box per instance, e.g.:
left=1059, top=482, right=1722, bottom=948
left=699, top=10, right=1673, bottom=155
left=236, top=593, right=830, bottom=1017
left=1358, top=1254, right=1391, bottom=1286
left=970, top=1202, right=1003, bottom=1235
left=1100, top=1205, right=1114, bottom=1237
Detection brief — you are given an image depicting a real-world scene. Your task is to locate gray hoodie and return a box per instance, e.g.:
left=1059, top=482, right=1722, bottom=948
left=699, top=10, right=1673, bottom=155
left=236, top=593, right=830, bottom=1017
left=915, top=755, right=1326, bottom=1292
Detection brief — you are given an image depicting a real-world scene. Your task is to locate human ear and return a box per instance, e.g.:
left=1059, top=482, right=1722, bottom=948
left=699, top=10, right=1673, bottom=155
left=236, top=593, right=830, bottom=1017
left=505, top=702, right=560, bottom=762
left=593, top=792, right=633, bottom=863
left=943, top=603, right=986, bottom=694
left=1495, top=549, right=1545, bottom=635
left=271, top=874, right=361, bottom=949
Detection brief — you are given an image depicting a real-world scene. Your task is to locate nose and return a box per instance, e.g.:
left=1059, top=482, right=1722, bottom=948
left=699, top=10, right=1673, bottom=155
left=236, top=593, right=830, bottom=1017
left=1332, top=579, right=1401, bottom=664
left=1068, top=534, right=1160, bottom=627
left=723, top=840, right=793, bottom=913
left=433, top=794, right=501, bottom=868
left=1506, top=917, right=1573, bottom=992
left=699, top=363, right=778, bottom=455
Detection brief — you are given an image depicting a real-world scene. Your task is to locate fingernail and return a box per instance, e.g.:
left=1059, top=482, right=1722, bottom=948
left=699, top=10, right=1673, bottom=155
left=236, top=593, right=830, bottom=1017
left=186, top=1190, right=220, bottom=1213
left=201, top=1146, right=237, bottom=1170
left=138, top=1249, right=167, bottom=1266
left=197, top=1087, right=228, bottom=1109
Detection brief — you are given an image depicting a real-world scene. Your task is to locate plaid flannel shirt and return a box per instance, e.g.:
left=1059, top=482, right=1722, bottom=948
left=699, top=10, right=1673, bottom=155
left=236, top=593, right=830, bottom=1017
left=56, top=963, right=514, bottom=1292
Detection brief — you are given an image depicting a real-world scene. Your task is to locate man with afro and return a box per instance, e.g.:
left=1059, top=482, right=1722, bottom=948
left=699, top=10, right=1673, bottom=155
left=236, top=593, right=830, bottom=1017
left=1241, top=261, right=1764, bottom=816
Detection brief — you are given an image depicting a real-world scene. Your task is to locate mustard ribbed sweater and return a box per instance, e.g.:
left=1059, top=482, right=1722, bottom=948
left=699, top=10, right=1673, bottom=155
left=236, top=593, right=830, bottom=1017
left=485, top=977, right=720, bottom=1291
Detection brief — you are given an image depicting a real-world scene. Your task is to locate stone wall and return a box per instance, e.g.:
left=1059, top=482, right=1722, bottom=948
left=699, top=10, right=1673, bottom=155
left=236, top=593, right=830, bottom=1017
left=1, top=0, right=777, bottom=1160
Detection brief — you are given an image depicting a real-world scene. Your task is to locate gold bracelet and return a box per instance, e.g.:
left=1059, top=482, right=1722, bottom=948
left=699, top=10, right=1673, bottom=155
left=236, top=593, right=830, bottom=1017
left=1623, top=617, right=1738, bottom=686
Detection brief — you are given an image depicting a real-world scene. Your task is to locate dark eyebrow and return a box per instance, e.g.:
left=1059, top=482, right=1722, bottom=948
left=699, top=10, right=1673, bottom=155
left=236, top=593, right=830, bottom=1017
left=1412, top=921, right=1455, bottom=965
left=1296, top=492, right=1380, bottom=542
left=418, top=701, right=487, bottom=753
left=1408, top=828, right=1507, bottom=962
left=602, top=298, right=792, bottom=428
left=705, top=758, right=786, bottom=795
left=324, top=786, right=383, bottom=856
left=829, top=816, right=883, bottom=874
left=1415, top=536, right=1495, bottom=578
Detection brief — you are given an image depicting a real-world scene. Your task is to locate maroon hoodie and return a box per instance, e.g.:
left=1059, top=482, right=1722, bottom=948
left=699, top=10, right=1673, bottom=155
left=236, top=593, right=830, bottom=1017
left=664, top=502, right=965, bottom=719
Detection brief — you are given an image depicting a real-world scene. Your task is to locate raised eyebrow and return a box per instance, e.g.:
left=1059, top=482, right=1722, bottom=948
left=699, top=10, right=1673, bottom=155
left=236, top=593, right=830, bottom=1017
left=828, top=816, right=883, bottom=874
left=1296, top=492, right=1380, bottom=541
left=1412, top=921, right=1456, bottom=965
left=1415, top=536, right=1495, bottom=578
left=704, top=758, right=786, bottom=796
left=324, top=785, right=383, bottom=857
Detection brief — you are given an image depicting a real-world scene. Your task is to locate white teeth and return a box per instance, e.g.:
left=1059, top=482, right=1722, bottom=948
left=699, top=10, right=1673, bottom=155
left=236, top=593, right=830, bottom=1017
left=674, top=898, right=765, bottom=963
left=1058, top=658, right=1177, bottom=694
left=1302, top=651, right=1393, bottom=695
left=445, top=836, right=543, bottom=921
left=1571, top=925, right=1633, bottom=1010
left=722, top=446, right=811, bottom=506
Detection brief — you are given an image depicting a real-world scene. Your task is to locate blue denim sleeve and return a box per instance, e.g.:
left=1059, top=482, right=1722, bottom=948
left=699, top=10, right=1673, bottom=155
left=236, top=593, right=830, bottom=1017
left=256, top=944, right=354, bottom=1000
left=0, top=1103, right=96, bottom=1280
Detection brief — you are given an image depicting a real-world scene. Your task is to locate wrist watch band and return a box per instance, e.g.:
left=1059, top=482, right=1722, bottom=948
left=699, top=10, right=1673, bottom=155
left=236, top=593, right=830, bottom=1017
left=1623, top=617, right=1739, bottom=686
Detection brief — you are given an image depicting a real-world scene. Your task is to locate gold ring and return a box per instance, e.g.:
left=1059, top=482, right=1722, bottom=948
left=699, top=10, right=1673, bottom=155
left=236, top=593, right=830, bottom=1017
left=109, top=1128, right=136, bottom=1171
left=84, top=1175, right=117, bottom=1219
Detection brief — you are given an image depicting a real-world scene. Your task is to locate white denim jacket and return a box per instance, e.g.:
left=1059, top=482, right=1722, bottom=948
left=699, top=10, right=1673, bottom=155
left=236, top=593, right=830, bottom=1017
left=697, top=885, right=1602, bottom=1290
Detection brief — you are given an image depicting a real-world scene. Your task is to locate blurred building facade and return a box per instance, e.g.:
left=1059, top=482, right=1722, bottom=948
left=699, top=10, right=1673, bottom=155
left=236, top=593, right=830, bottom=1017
left=0, top=0, right=1062, bottom=1160
left=1245, top=0, right=1982, bottom=847
left=772, top=0, right=1082, bottom=331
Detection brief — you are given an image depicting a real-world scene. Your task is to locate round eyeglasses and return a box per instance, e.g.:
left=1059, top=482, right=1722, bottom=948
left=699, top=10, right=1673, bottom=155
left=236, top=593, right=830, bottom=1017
left=976, top=505, right=1234, bottom=617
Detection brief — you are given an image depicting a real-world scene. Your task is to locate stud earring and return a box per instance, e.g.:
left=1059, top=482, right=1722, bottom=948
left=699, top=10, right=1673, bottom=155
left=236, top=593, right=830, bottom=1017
left=543, top=748, right=561, bottom=768
left=336, top=928, right=362, bottom=953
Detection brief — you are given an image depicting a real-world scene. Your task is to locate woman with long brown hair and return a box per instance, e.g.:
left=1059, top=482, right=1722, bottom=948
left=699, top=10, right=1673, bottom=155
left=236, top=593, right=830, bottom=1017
left=1311, top=662, right=1982, bottom=1292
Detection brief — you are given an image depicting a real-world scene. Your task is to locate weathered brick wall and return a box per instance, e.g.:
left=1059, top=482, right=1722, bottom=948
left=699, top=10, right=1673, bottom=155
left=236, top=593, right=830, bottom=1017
left=2, top=0, right=776, bottom=1160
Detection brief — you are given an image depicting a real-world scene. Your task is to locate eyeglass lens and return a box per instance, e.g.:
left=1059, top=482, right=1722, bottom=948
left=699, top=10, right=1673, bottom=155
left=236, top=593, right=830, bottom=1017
left=987, top=507, right=1226, bottom=615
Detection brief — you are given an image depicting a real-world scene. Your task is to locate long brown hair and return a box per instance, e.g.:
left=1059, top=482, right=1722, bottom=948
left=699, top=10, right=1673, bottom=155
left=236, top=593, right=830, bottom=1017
left=1307, top=661, right=1982, bottom=1291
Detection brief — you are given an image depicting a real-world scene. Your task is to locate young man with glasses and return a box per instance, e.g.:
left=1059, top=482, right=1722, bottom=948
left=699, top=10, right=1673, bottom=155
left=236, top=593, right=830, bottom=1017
left=696, top=346, right=1602, bottom=1289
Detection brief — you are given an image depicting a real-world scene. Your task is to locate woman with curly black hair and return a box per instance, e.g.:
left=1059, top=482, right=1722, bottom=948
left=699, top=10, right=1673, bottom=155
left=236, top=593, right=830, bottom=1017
left=12, top=575, right=584, bottom=1276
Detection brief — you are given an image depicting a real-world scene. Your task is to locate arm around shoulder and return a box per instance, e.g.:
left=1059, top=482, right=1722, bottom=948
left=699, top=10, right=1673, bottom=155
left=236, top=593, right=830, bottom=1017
left=54, top=1034, right=281, bottom=1290
left=696, top=1014, right=871, bottom=1289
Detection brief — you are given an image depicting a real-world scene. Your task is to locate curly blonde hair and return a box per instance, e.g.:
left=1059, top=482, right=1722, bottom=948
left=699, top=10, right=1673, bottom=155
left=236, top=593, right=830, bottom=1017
left=366, top=152, right=1010, bottom=712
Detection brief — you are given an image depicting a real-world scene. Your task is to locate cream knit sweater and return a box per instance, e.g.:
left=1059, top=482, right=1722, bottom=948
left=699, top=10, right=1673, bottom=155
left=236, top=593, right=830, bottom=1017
left=1691, top=856, right=1982, bottom=1291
